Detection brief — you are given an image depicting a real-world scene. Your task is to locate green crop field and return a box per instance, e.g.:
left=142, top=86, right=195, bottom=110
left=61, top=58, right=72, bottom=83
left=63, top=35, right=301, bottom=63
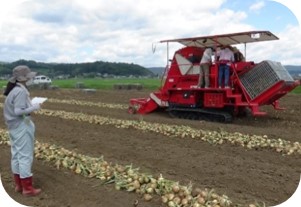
left=292, top=85, right=301, bottom=93
left=0, top=78, right=300, bottom=93
left=52, top=78, right=162, bottom=90
left=0, top=78, right=162, bottom=90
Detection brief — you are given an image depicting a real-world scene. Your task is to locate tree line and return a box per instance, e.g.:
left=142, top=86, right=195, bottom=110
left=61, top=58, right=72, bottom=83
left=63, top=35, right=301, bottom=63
left=0, top=59, right=154, bottom=78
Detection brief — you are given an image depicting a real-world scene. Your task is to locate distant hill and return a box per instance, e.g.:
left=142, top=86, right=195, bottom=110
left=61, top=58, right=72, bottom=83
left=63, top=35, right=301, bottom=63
left=284, top=65, right=301, bottom=76
left=1, top=59, right=299, bottom=78
left=147, top=67, right=165, bottom=75
left=0, top=59, right=154, bottom=78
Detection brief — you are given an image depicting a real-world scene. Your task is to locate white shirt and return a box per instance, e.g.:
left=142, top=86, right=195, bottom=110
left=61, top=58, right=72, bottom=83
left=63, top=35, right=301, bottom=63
left=3, top=83, right=39, bottom=129
left=218, top=48, right=234, bottom=62
left=200, top=48, right=213, bottom=64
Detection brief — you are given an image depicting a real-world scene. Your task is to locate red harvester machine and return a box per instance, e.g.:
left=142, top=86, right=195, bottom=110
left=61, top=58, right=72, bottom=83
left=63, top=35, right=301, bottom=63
left=128, top=31, right=300, bottom=122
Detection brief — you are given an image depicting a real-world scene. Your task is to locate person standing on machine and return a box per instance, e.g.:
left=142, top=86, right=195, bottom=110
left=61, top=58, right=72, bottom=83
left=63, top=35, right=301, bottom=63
left=198, top=47, right=213, bottom=88
left=217, top=45, right=234, bottom=88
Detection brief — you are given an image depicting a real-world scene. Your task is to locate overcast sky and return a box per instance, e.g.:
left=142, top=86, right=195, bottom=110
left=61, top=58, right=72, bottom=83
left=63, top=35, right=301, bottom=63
left=0, top=0, right=300, bottom=67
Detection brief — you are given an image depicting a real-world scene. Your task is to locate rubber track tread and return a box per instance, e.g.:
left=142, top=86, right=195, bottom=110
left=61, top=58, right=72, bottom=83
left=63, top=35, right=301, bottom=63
left=167, top=107, right=233, bottom=123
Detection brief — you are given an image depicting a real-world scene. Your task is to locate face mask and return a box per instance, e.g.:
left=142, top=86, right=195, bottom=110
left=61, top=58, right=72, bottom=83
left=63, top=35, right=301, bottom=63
left=26, top=78, right=34, bottom=86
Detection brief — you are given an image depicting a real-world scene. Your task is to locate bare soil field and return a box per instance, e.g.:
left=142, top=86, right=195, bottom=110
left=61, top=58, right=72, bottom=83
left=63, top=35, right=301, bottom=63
left=0, top=88, right=300, bottom=207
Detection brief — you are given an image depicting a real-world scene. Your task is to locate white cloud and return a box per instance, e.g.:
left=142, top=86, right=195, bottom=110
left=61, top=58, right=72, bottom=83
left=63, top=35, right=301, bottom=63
left=0, top=0, right=299, bottom=67
left=249, top=1, right=265, bottom=12
left=245, top=25, right=301, bottom=65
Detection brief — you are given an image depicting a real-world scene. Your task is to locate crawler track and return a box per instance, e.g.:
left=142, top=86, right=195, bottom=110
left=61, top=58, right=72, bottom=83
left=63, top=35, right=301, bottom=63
left=167, top=107, right=233, bottom=123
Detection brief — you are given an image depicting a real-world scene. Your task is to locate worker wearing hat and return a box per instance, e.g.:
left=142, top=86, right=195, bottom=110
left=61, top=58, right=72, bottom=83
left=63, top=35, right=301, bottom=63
left=3, top=65, right=42, bottom=196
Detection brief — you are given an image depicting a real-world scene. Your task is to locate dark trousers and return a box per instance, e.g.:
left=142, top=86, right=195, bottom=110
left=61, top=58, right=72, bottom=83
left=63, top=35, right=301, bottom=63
left=218, top=64, right=230, bottom=87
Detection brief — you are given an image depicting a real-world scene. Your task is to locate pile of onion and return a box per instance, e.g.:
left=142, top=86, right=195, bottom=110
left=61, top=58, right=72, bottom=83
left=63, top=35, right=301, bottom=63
left=0, top=129, right=267, bottom=207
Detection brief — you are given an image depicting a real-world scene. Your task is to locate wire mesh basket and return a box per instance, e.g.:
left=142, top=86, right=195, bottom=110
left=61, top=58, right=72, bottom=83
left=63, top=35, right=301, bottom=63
left=239, top=60, right=294, bottom=100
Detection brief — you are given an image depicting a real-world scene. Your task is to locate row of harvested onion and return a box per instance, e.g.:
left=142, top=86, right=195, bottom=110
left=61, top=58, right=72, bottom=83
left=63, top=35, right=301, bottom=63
left=47, top=98, right=128, bottom=110
left=0, top=95, right=127, bottom=110
left=0, top=97, right=299, bottom=155
left=31, top=107, right=301, bottom=156
left=0, top=129, right=262, bottom=207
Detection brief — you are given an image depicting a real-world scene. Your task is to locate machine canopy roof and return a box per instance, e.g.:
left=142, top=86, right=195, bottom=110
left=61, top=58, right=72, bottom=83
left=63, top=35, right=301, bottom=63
left=160, top=31, right=279, bottom=48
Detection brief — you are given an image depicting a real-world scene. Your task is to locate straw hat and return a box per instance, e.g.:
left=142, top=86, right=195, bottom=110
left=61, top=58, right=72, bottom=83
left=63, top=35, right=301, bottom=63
left=9, top=65, right=37, bottom=83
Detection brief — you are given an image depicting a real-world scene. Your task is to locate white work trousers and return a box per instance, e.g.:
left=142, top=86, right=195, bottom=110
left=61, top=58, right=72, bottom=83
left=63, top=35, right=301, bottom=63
left=9, top=118, right=35, bottom=178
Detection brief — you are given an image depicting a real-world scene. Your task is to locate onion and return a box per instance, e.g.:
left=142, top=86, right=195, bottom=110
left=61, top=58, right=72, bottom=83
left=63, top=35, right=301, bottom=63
left=167, top=193, right=175, bottom=201
left=161, top=195, right=168, bottom=203
left=62, top=159, right=68, bottom=168
left=143, top=193, right=152, bottom=201
left=183, top=189, right=190, bottom=197
left=211, top=193, right=218, bottom=199
left=127, top=169, right=134, bottom=176
left=197, top=197, right=205, bottom=204
left=138, top=177, right=144, bottom=184
left=168, top=201, right=175, bottom=207
left=132, top=174, right=139, bottom=180
left=172, top=184, right=180, bottom=193
left=99, top=176, right=106, bottom=181
left=192, top=203, right=201, bottom=207
left=144, top=176, right=150, bottom=183
left=132, top=180, right=140, bottom=189
left=75, top=164, right=81, bottom=174
left=116, top=165, right=125, bottom=173
left=150, top=183, right=157, bottom=189
left=181, top=198, right=188, bottom=205
left=146, top=187, right=154, bottom=194
left=69, top=163, right=76, bottom=171
left=105, top=171, right=112, bottom=177
left=102, top=161, right=108, bottom=167
left=173, top=196, right=181, bottom=205
left=150, top=178, right=157, bottom=183
left=212, top=199, right=218, bottom=204
left=186, top=195, right=193, bottom=201
left=178, top=190, right=184, bottom=198
left=201, top=190, right=208, bottom=198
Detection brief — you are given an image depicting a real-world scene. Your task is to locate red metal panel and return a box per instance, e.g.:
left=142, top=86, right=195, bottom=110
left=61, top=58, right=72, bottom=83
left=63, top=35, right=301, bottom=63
left=129, top=98, right=159, bottom=114
left=204, top=93, right=224, bottom=108
left=169, top=91, right=196, bottom=105
left=234, top=61, right=255, bottom=72
left=251, top=80, right=298, bottom=105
